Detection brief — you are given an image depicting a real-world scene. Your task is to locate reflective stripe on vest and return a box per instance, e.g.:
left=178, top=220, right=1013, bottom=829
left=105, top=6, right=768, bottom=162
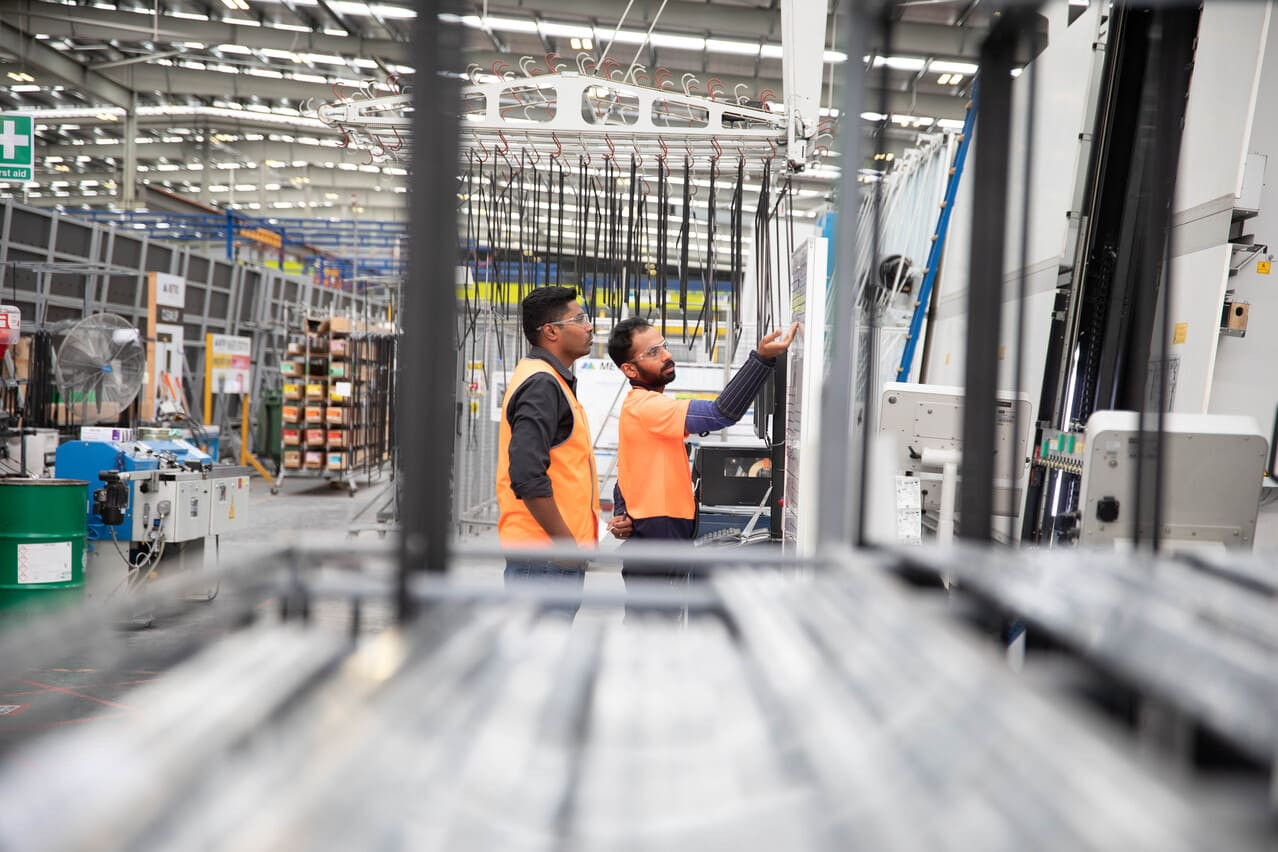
left=496, top=358, right=599, bottom=547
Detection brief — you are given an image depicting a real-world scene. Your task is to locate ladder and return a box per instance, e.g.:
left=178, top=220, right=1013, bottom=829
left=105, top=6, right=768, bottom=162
left=896, top=88, right=978, bottom=382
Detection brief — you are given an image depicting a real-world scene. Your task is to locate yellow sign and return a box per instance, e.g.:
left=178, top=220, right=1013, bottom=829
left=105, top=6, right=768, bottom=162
left=1259, top=260, right=1271, bottom=275
left=238, top=227, right=283, bottom=249
left=1173, top=322, right=1188, bottom=344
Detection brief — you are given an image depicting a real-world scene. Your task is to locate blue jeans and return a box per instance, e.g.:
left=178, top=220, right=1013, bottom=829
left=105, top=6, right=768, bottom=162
left=504, top=559, right=585, bottom=618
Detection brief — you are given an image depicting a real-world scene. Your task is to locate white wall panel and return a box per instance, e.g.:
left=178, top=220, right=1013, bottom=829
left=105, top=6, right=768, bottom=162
left=924, top=0, right=1102, bottom=432
left=1166, top=244, right=1232, bottom=413
left=1210, top=3, right=1278, bottom=432
left=1178, top=1, right=1271, bottom=214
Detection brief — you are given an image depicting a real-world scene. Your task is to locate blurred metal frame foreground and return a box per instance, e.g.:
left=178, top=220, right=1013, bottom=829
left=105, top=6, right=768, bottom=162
left=0, top=537, right=1276, bottom=848
left=0, top=0, right=1273, bottom=848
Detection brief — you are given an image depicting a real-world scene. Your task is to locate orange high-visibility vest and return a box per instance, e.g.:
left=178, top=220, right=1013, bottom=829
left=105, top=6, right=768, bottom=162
left=617, top=387, right=695, bottom=520
left=496, top=358, right=599, bottom=547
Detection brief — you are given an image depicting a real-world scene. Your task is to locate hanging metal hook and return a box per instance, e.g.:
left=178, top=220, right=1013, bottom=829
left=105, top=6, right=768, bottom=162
left=734, top=83, right=752, bottom=105
left=706, top=77, right=724, bottom=101
left=655, top=67, right=674, bottom=90
left=681, top=73, right=700, bottom=97
left=604, top=134, right=617, bottom=162
left=576, top=52, right=597, bottom=76
left=579, top=135, right=592, bottom=168
left=519, top=55, right=542, bottom=78
left=658, top=136, right=670, bottom=163
left=545, top=52, right=566, bottom=74
left=631, top=138, right=644, bottom=170
left=472, top=133, right=489, bottom=163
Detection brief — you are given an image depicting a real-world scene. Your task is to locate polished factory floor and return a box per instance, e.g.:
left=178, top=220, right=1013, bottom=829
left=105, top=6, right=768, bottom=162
left=0, top=474, right=397, bottom=757
left=0, top=472, right=637, bottom=759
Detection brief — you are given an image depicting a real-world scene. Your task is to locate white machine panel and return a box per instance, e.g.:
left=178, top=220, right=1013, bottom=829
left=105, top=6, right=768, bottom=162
left=165, top=477, right=211, bottom=543
left=879, top=382, right=1033, bottom=517
left=209, top=475, right=251, bottom=536
left=1078, top=411, right=1268, bottom=550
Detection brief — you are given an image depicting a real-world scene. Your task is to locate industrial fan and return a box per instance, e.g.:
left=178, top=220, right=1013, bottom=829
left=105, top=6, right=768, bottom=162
left=54, top=314, right=147, bottom=425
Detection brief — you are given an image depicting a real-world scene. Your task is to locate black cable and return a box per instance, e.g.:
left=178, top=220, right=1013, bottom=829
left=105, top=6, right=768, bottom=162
left=679, top=156, right=691, bottom=343
left=556, top=160, right=564, bottom=287
left=657, top=156, right=668, bottom=335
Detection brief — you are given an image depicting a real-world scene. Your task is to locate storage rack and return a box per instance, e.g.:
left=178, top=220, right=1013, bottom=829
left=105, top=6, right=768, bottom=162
left=277, top=310, right=397, bottom=493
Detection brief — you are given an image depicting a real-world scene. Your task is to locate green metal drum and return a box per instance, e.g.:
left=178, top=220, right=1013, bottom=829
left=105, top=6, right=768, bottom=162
left=0, top=479, right=89, bottom=612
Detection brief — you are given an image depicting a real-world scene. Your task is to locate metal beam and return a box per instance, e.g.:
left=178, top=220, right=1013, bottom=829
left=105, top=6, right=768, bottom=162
left=0, top=19, right=135, bottom=108
left=0, top=1, right=403, bottom=60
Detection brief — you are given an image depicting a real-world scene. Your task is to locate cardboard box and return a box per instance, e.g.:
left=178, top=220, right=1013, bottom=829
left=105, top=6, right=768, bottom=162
left=327, top=451, right=348, bottom=471
left=321, top=316, right=352, bottom=335
left=305, top=405, right=324, bottom=422
left=329, top=380, right=352, bottom=404
left=305, top=382, right=326, bottom=400
left=305, top=451, right=324, bottom=469
left=286, top=342, right=305, bottom=356
left=326, top=406, right=349, bottom=425
left=283, top=450, right=302, bottom=469
left=330, top=338, right=349, bottom=357
left=306, top=428, right=326, bottom=446
left=283, top=428, right=301, bottom=446
left=283, top=382, right=302, bottom=401
left=282, top=405, right=301, bottom=422
left=327, top=429, right=348, bottom=447
left=280, top=361, right=301, bottom=376
left=329, top=362, right=349, bottom=379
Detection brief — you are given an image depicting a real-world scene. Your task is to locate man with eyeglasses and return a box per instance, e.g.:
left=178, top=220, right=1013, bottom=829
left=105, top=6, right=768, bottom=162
left=606, top=316, right=798, bottom=606
left=496, top=286, right=601, bottom=613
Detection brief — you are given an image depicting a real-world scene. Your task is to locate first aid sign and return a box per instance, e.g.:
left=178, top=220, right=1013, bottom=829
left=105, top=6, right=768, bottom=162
left=0, top=115, right=34, bottom=181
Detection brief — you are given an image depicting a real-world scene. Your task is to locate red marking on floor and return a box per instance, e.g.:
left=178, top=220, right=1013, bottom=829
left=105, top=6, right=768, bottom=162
left=0, top=678, right=154, bottom=699
left=0, top=689, right=56, bottom=699
left=0, top=713, right=128, bottom=734
left=18, top=679, right=134, bottom=711
left=0, top=704, right=28, bottom=717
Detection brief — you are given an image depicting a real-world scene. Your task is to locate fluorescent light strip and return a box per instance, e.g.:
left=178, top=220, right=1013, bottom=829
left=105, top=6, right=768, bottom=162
left=929, top=60, right=978, bottom=75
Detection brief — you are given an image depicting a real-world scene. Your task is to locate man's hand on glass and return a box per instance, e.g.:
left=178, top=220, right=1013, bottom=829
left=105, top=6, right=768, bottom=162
left=755, top=322, right=800, bottom=359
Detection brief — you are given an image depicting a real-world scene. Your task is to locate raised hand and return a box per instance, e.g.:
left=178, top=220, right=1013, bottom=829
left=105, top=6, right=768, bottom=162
left=755, top=322, right=800, bottom=359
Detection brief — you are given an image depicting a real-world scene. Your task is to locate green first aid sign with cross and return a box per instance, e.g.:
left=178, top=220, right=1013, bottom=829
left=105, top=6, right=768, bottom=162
left=0, top=115, right=34, bottom=181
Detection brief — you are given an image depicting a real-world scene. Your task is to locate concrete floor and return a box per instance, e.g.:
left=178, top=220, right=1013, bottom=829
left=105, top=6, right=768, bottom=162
left=0, top=471, right=403, bottom=757
left=0, top=470, right=636, bottom=759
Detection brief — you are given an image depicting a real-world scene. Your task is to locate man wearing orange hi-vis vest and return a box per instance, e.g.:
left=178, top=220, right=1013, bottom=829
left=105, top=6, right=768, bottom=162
left=606, top=316, right=798, bottom=613
left=496, top=286, right=617, bottom=615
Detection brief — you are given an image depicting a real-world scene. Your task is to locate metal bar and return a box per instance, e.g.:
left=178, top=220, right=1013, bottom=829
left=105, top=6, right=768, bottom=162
left=958, top=12, right=1024, bottom=543
left=400, top=0, right=462, bottom=612
left=0, top=18, right=135, bottom=108
left=813, top=0, right=868, bottom=550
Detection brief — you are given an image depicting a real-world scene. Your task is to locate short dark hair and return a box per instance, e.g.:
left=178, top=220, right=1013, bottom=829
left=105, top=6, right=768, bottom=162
left=520, top=286, right=579, bottom=347
left=608, top=316, right=651, bottom=367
